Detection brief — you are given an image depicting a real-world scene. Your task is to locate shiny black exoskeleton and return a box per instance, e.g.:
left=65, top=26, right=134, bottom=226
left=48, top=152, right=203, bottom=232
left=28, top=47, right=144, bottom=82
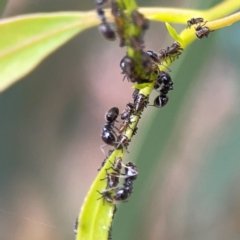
left=98, top=160, right=138, bottom=204
left=159, top=41, right=183, bottom=62
left=105, top=107, right=119, bottom=122
left=151, top=71, right=173, bottom=108
left=153, top=94, right=169, bottom=108
left=120, top=56, right=135, bottom=77
left=113, top=184, right=133, bottom=202
left=154, top=71, right=173, bottom=92
left=124, top=162, right=138, bottom=181
left=98, top=22, right=116, bottom=41
left=96, top=6, right=116, bottom=41
left=187, top=17, right=204, bottom=28
left=101, top=107, right=119, bottom=146
left=120, top=56, right=142, bottom=83
left=195, top=24, right=212, bottom=39
left=147, top=50, right=159, bottom=64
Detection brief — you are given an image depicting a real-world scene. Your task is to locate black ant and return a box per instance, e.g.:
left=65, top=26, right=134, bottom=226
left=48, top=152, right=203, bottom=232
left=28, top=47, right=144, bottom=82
left=124, top=162, right=138, bottom=181
left=150, top=71, right=173, bottom=108
left=101, top=107, right=119, bottom=148
left=97, top=8, right=116, bottom=41
left=186, top=17, right=204, bottom=28
left=97, top=161, right=138, bottom=203
left=153, top=94, right=169, bottom=108
left=120, top=56, right=135, bottom=79
left=120, top=56, right=143, bottom=83
left=159, top=41, right=183, bottom=63
left=154, top=71, right=173, bottom=92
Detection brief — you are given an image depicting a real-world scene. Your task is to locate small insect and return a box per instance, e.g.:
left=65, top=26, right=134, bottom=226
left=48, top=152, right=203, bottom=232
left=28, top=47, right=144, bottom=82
left=124, top=162, right=138, bottom=181
left=97, top=190, right=114, bottom=203
left=108, top=225, right=113, bottom=240
left=131, top=10, right=149, bottom=30
left=195, top=25, right=212, bottom=39
left=120, top=56, right=142, bottom=83
left=107, top=157, right=123, bottom=173
left=74, top=217, right=78, bottom=235
left=121, top=103, right=135, bottom=120
left=119, top=118, right=134, bottom=133
left=111, top=1, right=126, bottom=47
left=101, top=172, right=120, bottom=188
left=120, top=56, right=135, bottom=77
left=105, top=107, right=119, bottom=122
left=113, top=184, right=133, bottom=202
left=186, top=17, right=204, bottom=28
left=141, top=51, right=154, bottom=74
left=101, top=107, right=119, bottom=147
left=132, top=89, right=139, bottom=101
left=159, top=41, right=183, bottom=62
left=153, top=94, right=169, bottom=108
left=146, top=50, right=159, bottom=64
left=134, top=94, right=149, bottom=113
left=97, top=183, right=133, bottom=203
left=154, top=71, right=173, bottom=93
left=97, top=8, right=116, bottom=41
left=98, top=21, right=116, bottom=41
left=115, top=135, right=130, bottom=150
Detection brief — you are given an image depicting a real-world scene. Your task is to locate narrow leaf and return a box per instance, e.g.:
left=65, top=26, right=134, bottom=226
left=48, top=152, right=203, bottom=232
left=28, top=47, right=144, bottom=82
left=165, top=22, right=184, bottom=45
left=76, top=150, right=124, bottom=240
left=0, top=12, right=98, bottom=92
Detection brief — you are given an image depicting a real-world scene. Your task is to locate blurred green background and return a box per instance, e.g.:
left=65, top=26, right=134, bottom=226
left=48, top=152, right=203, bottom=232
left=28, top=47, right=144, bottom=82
left=1, top=0, right=240, bottom=240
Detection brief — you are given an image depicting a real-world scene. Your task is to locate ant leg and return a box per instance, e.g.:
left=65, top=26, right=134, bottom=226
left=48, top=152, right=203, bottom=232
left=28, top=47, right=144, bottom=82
left=100, top=144, right=108, bottom=157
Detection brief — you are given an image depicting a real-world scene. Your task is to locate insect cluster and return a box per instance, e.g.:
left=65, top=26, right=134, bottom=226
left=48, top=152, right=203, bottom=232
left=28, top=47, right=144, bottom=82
left=187, top=17, right=213, bottom=39
left=75, top=1, right=214, bottom=237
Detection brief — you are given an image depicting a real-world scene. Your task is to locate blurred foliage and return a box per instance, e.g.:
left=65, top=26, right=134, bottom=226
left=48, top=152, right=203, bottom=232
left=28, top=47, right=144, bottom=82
left=1, top=0, right=240, bottom=240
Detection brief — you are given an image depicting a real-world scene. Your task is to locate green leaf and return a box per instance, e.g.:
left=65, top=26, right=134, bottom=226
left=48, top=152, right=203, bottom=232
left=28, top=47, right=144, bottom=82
left=165, top=22, right=184, bottom=45
left=76, top=150, right=123, bottom=240
left=0, top=12, right=98, bottom=92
